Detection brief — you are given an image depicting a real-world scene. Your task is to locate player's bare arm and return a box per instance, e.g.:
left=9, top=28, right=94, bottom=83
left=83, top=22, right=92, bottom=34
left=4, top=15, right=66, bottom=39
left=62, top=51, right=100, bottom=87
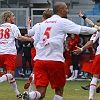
left=79, top=10, right=94, bottom=26
left=27, top=17, right=31, bottom=30
left=18, top=34, right=34, bottom=42
left=73, top=40, right=93, bottom=55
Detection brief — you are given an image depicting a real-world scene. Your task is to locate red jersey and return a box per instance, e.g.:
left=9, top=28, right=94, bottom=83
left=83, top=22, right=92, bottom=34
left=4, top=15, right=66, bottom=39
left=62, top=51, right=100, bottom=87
left=67, top=35, right=80, bottom=51
left=88, top=47, right=95, bottom=61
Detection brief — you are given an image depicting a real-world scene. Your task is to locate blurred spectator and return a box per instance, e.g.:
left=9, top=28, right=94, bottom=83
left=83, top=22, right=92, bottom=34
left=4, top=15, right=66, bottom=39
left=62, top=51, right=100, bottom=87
left=63, top=50, right=72, bottom=77
left=66, top=34, right=81, bottom=80
left=17, top=34, right=34, bottom=78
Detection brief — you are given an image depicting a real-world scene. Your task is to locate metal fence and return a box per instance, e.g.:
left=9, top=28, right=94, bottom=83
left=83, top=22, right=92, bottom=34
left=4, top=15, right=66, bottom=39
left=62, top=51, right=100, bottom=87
left=0, top=8, right=29, bottom=27
left=0, top=8, right=100, bottom=28
left=31, top=8, right=53, bottom=26
left=31, top=8, right=100, bottom=27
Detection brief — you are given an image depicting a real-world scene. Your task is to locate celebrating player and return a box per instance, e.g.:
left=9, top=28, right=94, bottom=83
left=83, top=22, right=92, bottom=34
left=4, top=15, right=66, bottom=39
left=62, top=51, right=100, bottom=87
left=0, top=10, right=30, bottom=98
left=21, top=1, right=99, bottom=100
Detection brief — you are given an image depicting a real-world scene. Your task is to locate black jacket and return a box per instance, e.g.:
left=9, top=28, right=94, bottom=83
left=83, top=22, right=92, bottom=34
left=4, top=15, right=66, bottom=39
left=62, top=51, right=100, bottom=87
left=17, top=41, right=34, bottom=57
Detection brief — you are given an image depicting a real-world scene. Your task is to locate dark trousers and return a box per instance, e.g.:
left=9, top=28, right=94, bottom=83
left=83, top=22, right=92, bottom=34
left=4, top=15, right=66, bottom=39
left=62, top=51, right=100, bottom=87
left=22, top=56, right=33, bottom=74
left=71, top=52, right=79, bottom=70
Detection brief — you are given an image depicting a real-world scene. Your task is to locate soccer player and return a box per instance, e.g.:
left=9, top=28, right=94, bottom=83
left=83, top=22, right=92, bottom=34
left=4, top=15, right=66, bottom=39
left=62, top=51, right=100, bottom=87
left=73, top=30, right=100, bottom=100
left=0, top=11, right=30, bottom=98
left=21, top=1, right=99, bottom=100
left=66, top=34, right=80, bottom=80
left=79, top=11, right=100, bottom=93
left=21, top=9, right=52, bottom=93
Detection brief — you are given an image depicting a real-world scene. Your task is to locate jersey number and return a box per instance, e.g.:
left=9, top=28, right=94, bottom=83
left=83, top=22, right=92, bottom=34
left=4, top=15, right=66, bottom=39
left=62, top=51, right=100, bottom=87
left=0, top=28, right=10, bottom=39
left=43, top=27, right=51, bottom=41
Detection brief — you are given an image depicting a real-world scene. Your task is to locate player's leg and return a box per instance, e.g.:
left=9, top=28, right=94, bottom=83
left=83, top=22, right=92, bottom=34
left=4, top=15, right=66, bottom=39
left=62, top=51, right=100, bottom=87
left=27, top=57, right=33, bottom=73
left=81, top=84, right=90, bottom=90
left=28, top=76, right=34, bottom=92
left=53, top=87, right=64, bottom=100
left=24, top=57, right=34, bottom=91
left=23, top=86, right=45, bottom=100
left=96, top=81, right=100, bottom=93
left=89, top=55, right=100, bottom=100
left=30, top=86, right=46, bottom=99
left=24, top=47, right=36, bottom=92
left=5, top=55, right=22, bottom=98
left=73, top=54, right=79, bottom=79
left=89, top=75, right=98, bottom=100
left=49, top=61, right=66, bottom=100
left=0, top=73, right=12, bottom=82
left=20, top=56, right=27, bottom=78
left=24, top=73, right=34, bottom=91
left=7, top=71, right=22, bottom=98
left=23, top=60, right=48, bottom=100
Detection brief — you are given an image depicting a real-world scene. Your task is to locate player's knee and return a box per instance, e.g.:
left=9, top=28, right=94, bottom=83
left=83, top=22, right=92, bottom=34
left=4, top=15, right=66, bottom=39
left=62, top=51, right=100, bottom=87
left=55, top=87, right=63, bottom=96
left=7, top=71, right=14, bottom=77
left=6, top=73, right=13, bottom=80
left=39, top=93, right=45, bottom=99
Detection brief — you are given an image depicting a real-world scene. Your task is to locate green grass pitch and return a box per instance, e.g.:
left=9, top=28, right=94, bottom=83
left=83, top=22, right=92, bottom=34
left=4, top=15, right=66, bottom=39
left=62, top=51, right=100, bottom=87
left=0, top=79, right=100, bottom=100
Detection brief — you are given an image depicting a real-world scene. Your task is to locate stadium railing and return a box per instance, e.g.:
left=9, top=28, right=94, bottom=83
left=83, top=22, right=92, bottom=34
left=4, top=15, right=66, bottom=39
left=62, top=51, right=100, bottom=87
left=0, top=8, right=29, bottom=27
left=0, top=8, right=99, bottom=28
left=31, top=8, right=84, bottom=26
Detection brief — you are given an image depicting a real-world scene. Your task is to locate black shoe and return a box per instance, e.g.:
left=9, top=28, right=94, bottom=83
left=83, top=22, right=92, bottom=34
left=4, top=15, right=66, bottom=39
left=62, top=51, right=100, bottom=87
left=19, top=73, right=25, bottom=78
left=16, top=93, right=22, bottom=98
left=96, top=86, right=100, bottom=93
left=81, top=85, right=90, bottom=90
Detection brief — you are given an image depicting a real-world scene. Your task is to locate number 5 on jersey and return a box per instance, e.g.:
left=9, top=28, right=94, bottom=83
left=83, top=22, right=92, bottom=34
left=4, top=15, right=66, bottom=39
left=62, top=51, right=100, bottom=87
left=44, top=27, right=51, bottom=38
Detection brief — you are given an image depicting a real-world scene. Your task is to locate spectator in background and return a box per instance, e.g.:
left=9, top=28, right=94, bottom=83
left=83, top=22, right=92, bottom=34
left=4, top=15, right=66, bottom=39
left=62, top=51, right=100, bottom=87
left=17, top=34, right=34, bottom=78
left=63, top=49, right=72, bottom=77
left=67, top=34, right=81, bottom=81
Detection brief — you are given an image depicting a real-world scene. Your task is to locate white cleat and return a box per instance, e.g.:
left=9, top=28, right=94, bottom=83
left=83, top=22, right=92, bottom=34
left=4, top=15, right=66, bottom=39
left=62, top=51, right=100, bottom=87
left=67, top=76, right=74, bottom=81
left=67, top=76, right=77, bottom=81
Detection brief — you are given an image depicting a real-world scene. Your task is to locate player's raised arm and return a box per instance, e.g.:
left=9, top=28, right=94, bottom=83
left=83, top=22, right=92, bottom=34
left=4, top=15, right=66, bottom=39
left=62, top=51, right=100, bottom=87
left=27, top=17, right=31, bottom=31
left=79, top=10, right=94, bottom=27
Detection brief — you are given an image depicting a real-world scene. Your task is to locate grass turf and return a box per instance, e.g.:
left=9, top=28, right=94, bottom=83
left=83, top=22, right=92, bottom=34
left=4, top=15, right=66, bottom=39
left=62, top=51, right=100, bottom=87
left=0, top=79, right=100, bottom=100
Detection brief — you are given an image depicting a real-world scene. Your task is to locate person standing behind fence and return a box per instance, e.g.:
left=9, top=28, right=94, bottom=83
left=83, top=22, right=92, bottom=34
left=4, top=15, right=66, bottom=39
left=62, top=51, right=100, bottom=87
left=21, top=1, right=98, bottom=100
left=67, top=34, right=80, bottom=81
left=17, top=34, right=34, bottom=78
left=0, top=11, right=23, bottom=98
left=63, top=49, right=72, bottom=77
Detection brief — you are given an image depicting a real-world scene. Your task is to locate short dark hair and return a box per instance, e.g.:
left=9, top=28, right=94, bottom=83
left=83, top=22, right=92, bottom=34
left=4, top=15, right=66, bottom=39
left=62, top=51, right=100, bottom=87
left=42, top=9, right=52, bottom=19
left=53, top=2, right=65, bottom=14
left=97, top=19, right=100, bottom=22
